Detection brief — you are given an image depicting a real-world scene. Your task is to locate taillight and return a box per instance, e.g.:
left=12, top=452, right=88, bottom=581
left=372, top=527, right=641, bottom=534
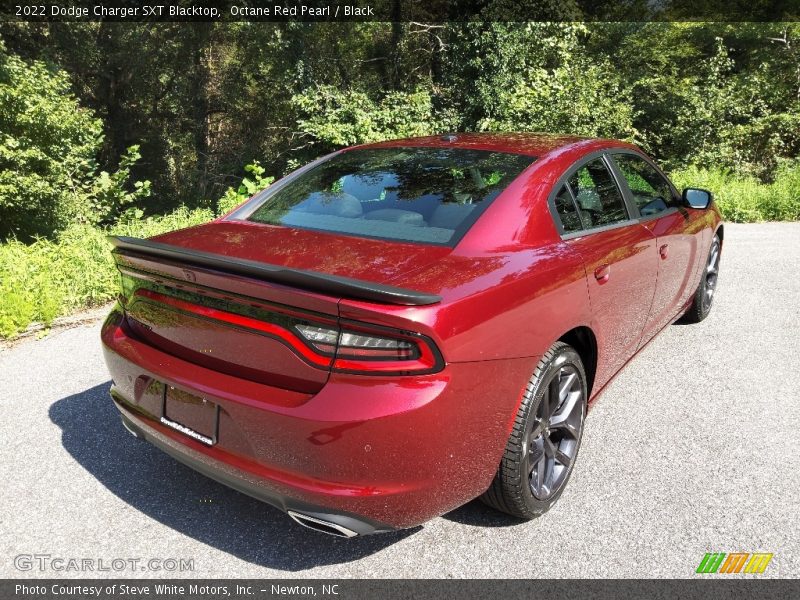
left=125, top=281, right=443, bottom=376
left=294, top=322, right=443, bottom=375
left=293, top=324, right=339, bottom=355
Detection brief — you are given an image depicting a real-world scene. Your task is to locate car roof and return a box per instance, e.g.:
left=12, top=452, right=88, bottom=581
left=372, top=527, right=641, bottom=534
left=349, top=132, right=626, bottom=158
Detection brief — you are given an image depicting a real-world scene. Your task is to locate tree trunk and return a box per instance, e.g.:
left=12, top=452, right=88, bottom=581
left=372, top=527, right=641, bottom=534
left=190, top=23, right=212, bottom=199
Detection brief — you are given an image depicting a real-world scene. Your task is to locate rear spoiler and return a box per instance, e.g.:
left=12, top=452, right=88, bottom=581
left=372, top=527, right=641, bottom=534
left=109, top=236, right=442, bottom=306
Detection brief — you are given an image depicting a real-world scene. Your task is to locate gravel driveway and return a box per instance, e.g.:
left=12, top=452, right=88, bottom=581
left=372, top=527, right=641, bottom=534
left=1, top=222, right=798, bottom=578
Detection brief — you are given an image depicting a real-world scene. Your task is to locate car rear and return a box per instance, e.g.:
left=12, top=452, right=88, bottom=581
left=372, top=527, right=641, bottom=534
left=101, top=143, right=537, bottom=534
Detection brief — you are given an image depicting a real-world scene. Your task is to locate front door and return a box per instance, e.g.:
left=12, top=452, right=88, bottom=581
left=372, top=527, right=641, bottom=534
left=609, top=153, right=699, bottom=343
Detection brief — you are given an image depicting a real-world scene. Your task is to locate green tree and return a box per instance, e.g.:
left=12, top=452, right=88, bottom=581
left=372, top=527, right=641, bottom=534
left=0, top=38, right=150, bottom=240
left=0, top=39, right=102, bottom=240
left=441, top=23, right=637, bottom=139
left=293, top=86, right=441, bottom=150
left=589, top=22, right=800, bottom=177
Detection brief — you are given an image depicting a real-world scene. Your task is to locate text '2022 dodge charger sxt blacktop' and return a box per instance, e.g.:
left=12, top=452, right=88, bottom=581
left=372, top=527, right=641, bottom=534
left=102, top=133, right=722, bottom=537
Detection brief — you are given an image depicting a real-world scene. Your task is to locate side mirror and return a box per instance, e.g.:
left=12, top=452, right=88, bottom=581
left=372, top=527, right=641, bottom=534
left=682, top=188, right=712, bottom=210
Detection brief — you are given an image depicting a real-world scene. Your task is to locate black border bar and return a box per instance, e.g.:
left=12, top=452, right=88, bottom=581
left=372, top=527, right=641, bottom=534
left=4, top=579, right=800, bottom=599
left=2, top=0, right=799, bottom=22
left=110, top=235, right=442, bottom=306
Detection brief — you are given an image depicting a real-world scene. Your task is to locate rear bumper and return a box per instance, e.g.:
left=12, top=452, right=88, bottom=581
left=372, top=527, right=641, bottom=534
left=101, top=305, right=535, bottom=530
left=115, top=408, right=392, bottom=536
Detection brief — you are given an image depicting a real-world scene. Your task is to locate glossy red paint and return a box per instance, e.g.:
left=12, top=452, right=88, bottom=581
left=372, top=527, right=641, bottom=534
left=102, top=132, right=722, bottom=532
left=135, top=288, right=333, bottom=365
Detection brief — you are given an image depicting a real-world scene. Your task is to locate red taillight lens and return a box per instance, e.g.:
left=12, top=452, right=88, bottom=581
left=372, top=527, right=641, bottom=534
left=131, top=289, right=335, bottom=368
left=127, top=286, right=442, bottom=376
left=294, top=322, right=442, bottom=375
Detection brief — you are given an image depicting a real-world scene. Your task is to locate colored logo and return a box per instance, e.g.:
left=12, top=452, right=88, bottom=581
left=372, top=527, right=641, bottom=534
left=696, top=552, right=773, bottom=574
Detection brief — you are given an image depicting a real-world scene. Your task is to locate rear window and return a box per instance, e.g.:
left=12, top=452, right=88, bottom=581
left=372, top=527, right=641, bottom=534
left=238, top=147, right=534, bottom=246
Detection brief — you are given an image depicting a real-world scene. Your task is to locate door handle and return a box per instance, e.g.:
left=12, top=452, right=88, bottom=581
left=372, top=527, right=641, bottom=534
left=594, top=264, right=611, bottom=284
left=659, top=244, right=669, bottom=260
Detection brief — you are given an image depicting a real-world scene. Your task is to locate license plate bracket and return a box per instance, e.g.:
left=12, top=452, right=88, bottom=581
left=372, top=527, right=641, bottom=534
left=160, top=386, right=219, bottom=446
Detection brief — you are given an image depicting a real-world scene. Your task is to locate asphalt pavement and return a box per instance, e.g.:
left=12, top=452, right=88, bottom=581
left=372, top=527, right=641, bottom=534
left=1, top=222, right=798, bottom=578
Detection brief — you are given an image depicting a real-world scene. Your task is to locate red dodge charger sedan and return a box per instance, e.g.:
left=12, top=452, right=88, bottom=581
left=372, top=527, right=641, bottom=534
left=102, top=133, right=723, bottom=537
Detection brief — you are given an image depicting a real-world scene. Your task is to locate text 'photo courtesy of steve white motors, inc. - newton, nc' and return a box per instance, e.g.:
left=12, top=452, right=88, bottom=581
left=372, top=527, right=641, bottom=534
left=14, top=583, right=339, bottom=597
left=15, top=3, right=376, bottom=18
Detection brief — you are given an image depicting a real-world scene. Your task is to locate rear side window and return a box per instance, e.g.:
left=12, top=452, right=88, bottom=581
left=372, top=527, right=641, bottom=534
left=613, top=154, right=678, bottom=217
left=241, top=148, right=534, bottom=246
left=567, top=159, right=629, bottom=229
left=553, top=185, right=584, bottom=233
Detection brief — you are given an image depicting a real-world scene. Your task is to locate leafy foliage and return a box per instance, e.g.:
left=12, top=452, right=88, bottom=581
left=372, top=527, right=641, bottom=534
left=294, top=86, right=441, bottom=149
left=590, top=23, right=800, bottom=177
left=4, top=22, right=799, bottom=200
left=448, top=24, right=636, bottom=139
left=0, top=42, right=100, bottom=240
left=217, top=162, right=274, bottom=215
left=671, top=162, right=800, bottom=223
left=0, top=41, right=151, bottom=241
left=0, top=207, right=213, bottom=338
left=88, top=145, right=152, bottom=223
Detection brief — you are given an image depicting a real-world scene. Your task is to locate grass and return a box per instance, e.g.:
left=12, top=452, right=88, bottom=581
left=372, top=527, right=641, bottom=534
left=670, top=162, right=800, bottom=223
left=0, top=207, right=214, bottom=339
left=1, top=163, right=799, bottom=340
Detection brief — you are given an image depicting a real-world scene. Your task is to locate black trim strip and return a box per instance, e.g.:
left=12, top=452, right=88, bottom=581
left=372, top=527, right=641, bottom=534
left=110, top=236, right=442, bottom=306
left=560, top=218, right=640, bottom=240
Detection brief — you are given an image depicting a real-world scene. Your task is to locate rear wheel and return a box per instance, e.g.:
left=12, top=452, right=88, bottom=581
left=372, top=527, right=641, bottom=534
left=480, top=341, right=587, bottom=519
left=682, top=234, right=721, bottom=324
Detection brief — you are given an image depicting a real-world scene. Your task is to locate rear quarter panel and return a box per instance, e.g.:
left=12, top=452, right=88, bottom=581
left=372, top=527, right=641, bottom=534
left=340, top=242, right=590, bottom=364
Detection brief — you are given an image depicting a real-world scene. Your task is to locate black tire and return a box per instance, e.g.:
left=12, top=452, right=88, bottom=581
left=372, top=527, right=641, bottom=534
left=480, top=341, right=587, bottom=519
left=681, top=234, right=721, bottom=324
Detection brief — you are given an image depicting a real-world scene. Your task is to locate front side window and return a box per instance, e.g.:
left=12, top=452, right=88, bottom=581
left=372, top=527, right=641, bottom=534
left=567, top=159, right=629, bottom=229
left=240, top=148, right=534, bottom=246
left=613, top=154, right=677, bottom=217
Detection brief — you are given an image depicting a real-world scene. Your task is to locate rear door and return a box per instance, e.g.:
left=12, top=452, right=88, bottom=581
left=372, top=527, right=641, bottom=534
left=608, top=152, right=699, bottom=343
left=550, top=155, right=658, bottom=390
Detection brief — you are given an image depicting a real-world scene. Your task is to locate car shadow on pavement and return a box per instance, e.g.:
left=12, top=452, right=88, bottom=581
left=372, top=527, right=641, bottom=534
left=442, top=499, right=528, bottom=528
left=49, top=382, right=418, bottom=571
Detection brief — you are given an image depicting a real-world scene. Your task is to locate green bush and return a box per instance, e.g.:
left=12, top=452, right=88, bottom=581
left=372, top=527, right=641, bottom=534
left=0, top=158, right=271, bottom=340
left=294, top=86, right=441, bottom=149
left=216, top=162, right=274, bottom=216
left=88, top=145, right=152, bottom=224
left=0, top=43, right=101, bottom=240
left=671, top=162, right=800, bottom=223
left=469, top=25, right=636, bottom=140
left=0, top=42, right=151, bottom=241
left=0, top=207, right=213, bottom=338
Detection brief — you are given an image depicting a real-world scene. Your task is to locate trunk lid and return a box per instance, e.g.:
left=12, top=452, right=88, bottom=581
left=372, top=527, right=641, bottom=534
left=151, top=220, right=451, bottom=286
left=112, top=221, right=446, bottom=393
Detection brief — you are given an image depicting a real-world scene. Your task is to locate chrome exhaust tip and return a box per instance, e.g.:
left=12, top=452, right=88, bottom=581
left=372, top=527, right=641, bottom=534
left=121, top=416, right=143, bottom=439
left=287, top=510, right=359, bottom=538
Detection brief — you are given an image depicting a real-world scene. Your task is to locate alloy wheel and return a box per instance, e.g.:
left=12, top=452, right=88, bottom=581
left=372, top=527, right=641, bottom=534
left=703, top=238, right=721, bottom=312
left=528, top=364, right=585, bottom=500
